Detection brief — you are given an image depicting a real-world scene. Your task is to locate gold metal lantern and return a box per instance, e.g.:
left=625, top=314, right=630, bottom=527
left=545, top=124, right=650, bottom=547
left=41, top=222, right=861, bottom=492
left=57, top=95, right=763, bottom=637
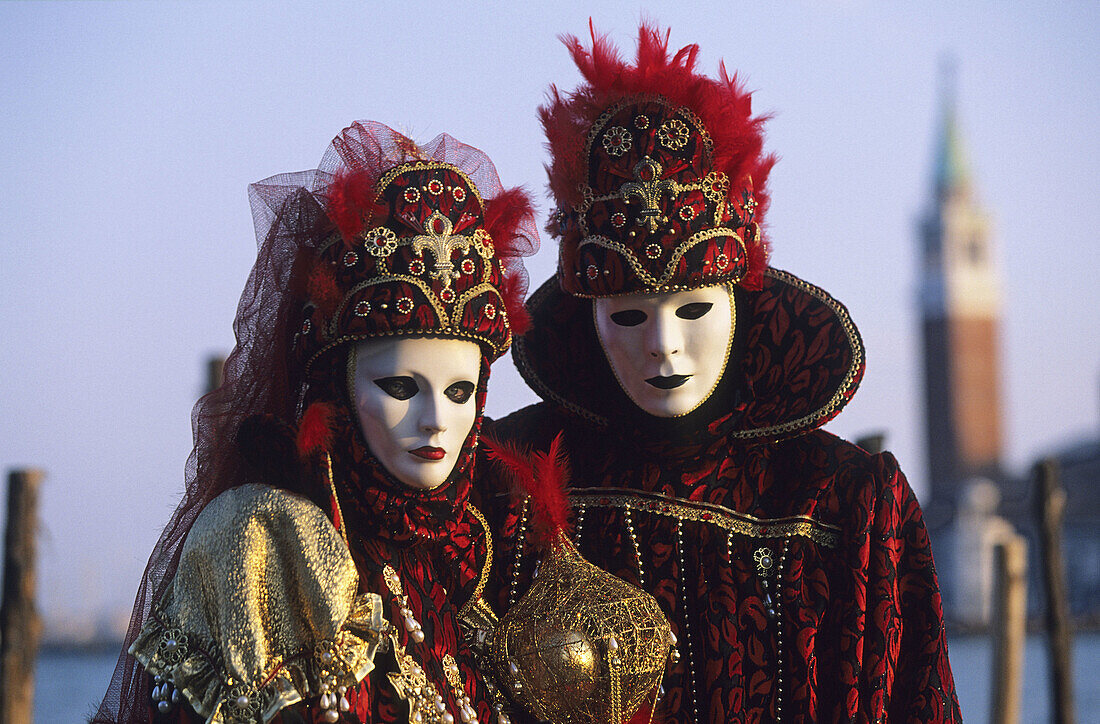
left=491, top=535, right=674, bottom=724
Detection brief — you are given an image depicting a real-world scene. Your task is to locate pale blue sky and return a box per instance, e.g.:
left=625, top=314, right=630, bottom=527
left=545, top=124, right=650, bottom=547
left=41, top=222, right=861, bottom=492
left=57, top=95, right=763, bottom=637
left=1, top=1, right=1097, bottom=627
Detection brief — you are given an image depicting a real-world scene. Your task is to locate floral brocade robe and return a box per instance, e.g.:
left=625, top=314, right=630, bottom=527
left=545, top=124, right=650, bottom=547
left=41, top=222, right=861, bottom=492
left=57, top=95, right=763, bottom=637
left=480, top=268, right=962, bottom=723
left=483, top=404, right=960, bottom=723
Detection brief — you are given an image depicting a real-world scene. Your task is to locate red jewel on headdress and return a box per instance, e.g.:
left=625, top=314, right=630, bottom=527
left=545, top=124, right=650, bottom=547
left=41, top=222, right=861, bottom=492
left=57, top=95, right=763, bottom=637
left=426, top=179, right=444, bottom=196
left=301, top=319, right=312, bottom=334
left=404, top=187, right=420, bottom=203
left=440, top=288, right=455, bottom=303
left=586, top=264, right=600, bottom=280
left=452, top=185, right=466, bottom=202
left=716, top=253, right=729, bottom=269
left=611, top=212, right=627, bottom=228
left=343, top=251, right=359, bottom=267
left=354, top=301, right=371, bottom=317
left=395, top=297, right=414, bottom=314
left=408, top=258, right=426, bottom=275
left=634, top=114, right=650, bottom=129
left=460, top=258, right=476, bottom=275
left=678, top=205, right=697, bottom=222
left=645, top=243, right=661, bottom=259
left=483, top=303, right=497, bottom=320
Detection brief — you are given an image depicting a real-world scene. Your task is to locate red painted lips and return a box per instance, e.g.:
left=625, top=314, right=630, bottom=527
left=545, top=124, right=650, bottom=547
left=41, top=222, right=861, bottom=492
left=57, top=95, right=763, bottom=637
left=409, top=446, right=446, bottom=460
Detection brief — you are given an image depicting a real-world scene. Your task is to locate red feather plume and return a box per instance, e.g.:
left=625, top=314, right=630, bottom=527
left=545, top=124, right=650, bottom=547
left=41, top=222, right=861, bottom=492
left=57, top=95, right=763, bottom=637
left=484, top=433, right=572, bottom=549
left=306, top=262, right=341, bottom=319
left=296, top=401, right=337, bottom=458
left=483, top=186, right=534, bottom=256
left=483, top=185, right=536, bottom=336
left=540, top=21, right=777, bottom=279
left=327, top=170, right=376, bottom=242
left=499, top=267, right=531, bottom=337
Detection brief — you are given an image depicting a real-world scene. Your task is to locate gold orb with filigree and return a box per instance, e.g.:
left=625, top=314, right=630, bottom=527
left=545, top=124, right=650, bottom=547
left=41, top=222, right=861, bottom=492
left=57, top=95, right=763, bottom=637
left=491, top=535, right=673, bottom=724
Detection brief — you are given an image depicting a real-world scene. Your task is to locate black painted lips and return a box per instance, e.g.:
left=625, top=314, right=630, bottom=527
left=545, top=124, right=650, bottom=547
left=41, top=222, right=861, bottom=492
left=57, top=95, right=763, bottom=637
left=645, top=374, right=691, bottom=389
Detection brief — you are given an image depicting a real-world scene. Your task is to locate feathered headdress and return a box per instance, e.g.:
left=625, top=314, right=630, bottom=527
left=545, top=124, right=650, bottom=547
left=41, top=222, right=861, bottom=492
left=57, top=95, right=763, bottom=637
left=542, top=22, right=776, bottom=294
left=294, top=121, right=539, bottom=377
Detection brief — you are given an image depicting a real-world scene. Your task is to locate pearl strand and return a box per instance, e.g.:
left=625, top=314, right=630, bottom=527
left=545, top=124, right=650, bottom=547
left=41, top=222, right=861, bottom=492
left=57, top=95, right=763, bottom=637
left=676, top=518, right=698, bottom=723
left=623, top=508, right=645, bottom=588
left=775, top=536, right=791, bottom=722
left=508, top=499, right=529, bottom=608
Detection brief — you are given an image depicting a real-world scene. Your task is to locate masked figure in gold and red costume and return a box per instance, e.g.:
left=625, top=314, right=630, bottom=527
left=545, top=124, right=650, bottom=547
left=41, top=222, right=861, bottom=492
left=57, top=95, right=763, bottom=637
left=483, top=25, right=961, bottom=723
left=93, top=120, right=537, bottom=724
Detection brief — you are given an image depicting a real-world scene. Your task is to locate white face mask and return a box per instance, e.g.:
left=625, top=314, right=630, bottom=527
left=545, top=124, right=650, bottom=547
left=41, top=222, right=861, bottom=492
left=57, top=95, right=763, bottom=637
left=350, top=337, right=482, bottom=491
left=594, top=285, right=735, bottom=418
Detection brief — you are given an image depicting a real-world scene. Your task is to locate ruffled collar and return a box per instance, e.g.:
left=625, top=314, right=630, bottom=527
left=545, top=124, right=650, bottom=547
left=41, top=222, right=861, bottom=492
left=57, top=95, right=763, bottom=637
left=512, top=267, right=865, bottom=446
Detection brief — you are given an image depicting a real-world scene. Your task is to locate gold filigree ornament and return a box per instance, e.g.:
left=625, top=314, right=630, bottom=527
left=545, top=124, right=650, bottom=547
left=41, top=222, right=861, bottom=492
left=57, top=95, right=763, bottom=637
left=362, top=226, right=399, bottom=258
left=443, top=654, right=481, bottom=724
left=411, top=211, right=476, bottom=290
left=619, top=156, right=680, bottom=234
left=383, top=563, right=426, bottom=643
left=389, top=639, right=452, bottom=724
left=491, top=535, right=674, bottom=724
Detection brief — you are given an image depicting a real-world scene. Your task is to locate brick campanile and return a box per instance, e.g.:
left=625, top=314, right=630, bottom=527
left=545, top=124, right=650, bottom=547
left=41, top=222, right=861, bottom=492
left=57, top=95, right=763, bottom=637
left=918, top=72, right=1004, bottom=509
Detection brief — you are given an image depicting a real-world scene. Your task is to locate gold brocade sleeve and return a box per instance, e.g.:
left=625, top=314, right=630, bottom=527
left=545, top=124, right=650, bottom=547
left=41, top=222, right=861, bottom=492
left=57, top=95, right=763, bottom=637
left=129, top=484, right=387, bottom=724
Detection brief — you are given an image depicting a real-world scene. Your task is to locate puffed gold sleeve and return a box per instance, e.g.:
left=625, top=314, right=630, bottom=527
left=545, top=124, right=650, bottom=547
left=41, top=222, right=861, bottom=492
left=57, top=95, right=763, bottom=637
left=129, top=483, right=386, bottom=723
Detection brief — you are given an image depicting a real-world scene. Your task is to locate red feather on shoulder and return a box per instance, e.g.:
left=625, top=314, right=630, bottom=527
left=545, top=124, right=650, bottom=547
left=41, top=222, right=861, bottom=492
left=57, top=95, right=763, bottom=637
left=296, top=401, right=337, bottom=458
left=484, top=433, right=573, bottom=549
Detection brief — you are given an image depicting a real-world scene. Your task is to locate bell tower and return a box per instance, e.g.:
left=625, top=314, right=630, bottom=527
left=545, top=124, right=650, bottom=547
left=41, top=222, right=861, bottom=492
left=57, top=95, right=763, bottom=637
left=918, top=65, right=1004, bottom=507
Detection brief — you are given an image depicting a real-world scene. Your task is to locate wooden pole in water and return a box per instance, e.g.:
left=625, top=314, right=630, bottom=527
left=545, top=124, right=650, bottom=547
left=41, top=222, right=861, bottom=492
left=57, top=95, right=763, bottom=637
left=0, top=469, right=43, bottom=724
left=1034, top=458, right=1075, bottom=724
left=990, top=534, right=1027, bottom=724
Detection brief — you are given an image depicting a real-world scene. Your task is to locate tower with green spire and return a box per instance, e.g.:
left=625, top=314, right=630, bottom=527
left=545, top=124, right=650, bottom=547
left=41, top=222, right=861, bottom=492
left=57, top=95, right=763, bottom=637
left=919, top=62, right=1004, bottom=510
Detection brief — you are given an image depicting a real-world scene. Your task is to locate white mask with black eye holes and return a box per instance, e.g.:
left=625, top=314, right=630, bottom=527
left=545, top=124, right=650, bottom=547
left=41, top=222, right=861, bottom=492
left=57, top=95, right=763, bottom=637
left=594, top=284, right=735, bottom=418
left=350, top=337, right=482, bottom=490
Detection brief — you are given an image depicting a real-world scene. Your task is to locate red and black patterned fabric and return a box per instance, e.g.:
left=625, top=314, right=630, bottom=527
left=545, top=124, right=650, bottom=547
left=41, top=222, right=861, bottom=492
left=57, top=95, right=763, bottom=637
left=333, top=398, right=500, bottom=724
left=478, top=267, right=961, bottom=723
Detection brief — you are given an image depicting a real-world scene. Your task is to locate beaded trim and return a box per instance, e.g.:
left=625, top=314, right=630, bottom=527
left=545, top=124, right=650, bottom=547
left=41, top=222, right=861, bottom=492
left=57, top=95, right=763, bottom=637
left=458, top=503, right=493, bottom=621
left=568, top=488, right=840, bottom=548
left=507, top=498, right=529, bottom=608
left=675, top=519, right=698, bottom=722
left=574, top=225, right=746, bottom=293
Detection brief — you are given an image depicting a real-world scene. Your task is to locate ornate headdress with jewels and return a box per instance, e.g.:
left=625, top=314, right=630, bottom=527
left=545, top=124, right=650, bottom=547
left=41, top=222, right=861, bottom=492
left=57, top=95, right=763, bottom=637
left=542, top=22, right=776, bottom=296
left=294, top=121, right=537, bottom=377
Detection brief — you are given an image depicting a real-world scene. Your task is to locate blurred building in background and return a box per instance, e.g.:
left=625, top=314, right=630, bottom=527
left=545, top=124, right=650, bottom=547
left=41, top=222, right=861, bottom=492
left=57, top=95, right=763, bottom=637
left=917, top=68, right=1100, bottom=626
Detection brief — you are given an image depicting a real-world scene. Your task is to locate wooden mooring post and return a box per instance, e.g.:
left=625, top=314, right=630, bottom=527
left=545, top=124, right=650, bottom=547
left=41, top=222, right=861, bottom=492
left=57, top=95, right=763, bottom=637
left=0, top=469, right=43, bottom=724
left=990, top=534, right=1027, bottom=724
left=1034, top=458, right=1075, bottom=724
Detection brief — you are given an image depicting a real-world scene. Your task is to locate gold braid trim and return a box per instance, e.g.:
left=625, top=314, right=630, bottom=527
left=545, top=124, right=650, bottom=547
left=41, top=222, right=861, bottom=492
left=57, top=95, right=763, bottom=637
left=728, top=267, right=865, bottom=441
left=570, top=487, right=841, bottom=549
left=459, top=502, right=494, bottom=617
left=576, top=225, right=745, bottom=292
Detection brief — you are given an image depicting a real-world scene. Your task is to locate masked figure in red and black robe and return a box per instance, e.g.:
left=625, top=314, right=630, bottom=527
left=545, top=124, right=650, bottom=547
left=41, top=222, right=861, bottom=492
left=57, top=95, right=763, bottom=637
left=93, top=120, right=537, bottom=724
left=481, top=25, right=961, bottom=723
